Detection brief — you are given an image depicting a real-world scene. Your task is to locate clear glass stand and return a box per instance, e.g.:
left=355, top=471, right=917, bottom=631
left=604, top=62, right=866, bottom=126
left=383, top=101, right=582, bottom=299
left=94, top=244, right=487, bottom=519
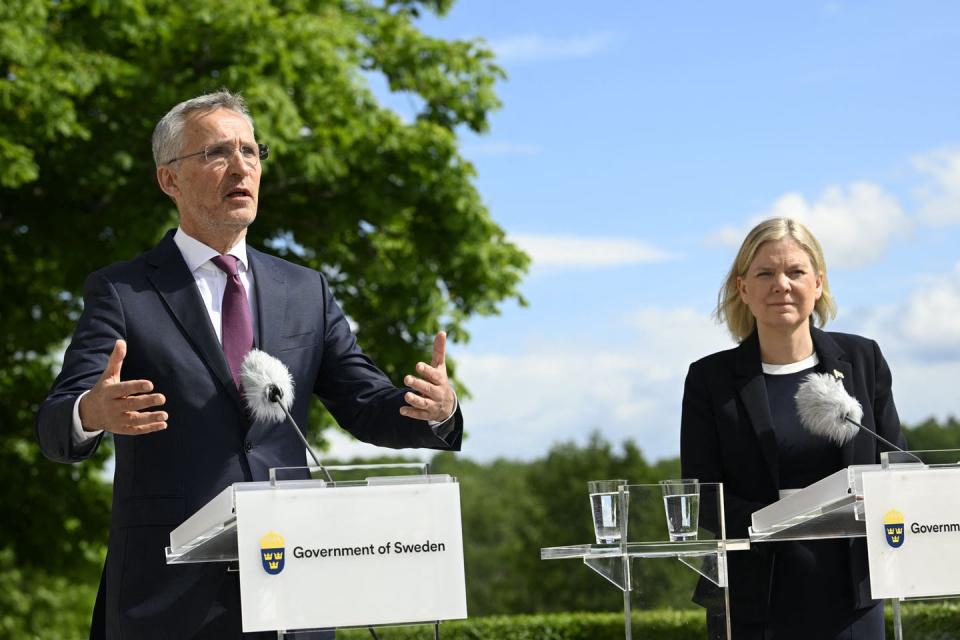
left=541, top=482, right=746, bottom=639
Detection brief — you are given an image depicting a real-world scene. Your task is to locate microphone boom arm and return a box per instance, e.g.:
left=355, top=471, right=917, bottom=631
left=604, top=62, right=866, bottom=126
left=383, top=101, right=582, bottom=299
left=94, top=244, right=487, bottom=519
left=269, top=385, right=334, bottom=482
left=843, top=416, right=923, bottom=464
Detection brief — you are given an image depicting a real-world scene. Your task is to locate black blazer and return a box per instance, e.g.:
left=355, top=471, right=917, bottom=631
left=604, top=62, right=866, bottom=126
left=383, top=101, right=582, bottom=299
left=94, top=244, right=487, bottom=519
left=35, top=231, right=463, bottom=638
left=680, top=327, right=903, bottom=622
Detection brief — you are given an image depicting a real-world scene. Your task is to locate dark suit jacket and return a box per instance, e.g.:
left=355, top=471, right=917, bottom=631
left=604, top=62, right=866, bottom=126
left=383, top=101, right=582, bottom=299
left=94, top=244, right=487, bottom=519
left=680, top=327, right=903, bottom=623
left=35, top=230, right=463, bottom=638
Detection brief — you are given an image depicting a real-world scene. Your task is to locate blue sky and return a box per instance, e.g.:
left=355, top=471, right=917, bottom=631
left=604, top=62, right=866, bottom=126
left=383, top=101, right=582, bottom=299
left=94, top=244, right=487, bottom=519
left=328, top=1, right=960, bottom=462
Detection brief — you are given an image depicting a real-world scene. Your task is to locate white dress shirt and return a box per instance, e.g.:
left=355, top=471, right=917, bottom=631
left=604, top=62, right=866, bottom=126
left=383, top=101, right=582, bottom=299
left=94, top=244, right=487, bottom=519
left=172, top=227, right=257, bottom=343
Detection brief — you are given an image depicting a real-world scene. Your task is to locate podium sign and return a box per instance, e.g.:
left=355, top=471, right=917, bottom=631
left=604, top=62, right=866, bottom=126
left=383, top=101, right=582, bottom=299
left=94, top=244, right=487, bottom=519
left=236, top=481, right=467, bottom=632
left=862, top=467, right=960, bottom=599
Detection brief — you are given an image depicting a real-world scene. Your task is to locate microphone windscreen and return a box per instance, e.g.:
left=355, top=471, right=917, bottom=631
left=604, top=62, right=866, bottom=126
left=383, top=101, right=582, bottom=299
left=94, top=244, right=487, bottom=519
left=240, top=349, right=295, bottom=423
left=795, top=372, right=862, bottom=446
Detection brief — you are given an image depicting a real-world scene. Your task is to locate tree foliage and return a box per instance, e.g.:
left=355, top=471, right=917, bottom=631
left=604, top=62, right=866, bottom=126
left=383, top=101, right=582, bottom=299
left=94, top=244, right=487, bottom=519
left=0, top=0, right=526, bottom=630
left=432, top=433, right=692, bottom=617
left=901, top=417, right=960, bottom=451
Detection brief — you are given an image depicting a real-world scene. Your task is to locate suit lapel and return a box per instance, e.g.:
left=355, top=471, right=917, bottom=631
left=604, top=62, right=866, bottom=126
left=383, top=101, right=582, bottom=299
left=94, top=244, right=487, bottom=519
left=146, top=231, right=244, bottom=414
left=246, top=248, right=288, bottom=442
left=248, top=247, right=286, bottom=356
left=811, top=328, right=857, bottom=467
left=734, top=332, right=780, bottom=487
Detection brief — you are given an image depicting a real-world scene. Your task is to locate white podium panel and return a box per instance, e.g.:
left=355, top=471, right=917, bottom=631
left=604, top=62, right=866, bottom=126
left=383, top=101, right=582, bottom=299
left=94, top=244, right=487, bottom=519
left=235, top=480, right=467, bottom=633
left=863, top=467, right=960, bottom=599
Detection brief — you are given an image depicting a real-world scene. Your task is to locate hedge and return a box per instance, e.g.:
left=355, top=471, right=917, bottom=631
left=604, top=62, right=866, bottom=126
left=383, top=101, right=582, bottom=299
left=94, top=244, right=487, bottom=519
left=336, top=611, right=699, bottom=640
left=7, top=596, right=960, bottom=638
left=336, top=606, right=960, bottom=640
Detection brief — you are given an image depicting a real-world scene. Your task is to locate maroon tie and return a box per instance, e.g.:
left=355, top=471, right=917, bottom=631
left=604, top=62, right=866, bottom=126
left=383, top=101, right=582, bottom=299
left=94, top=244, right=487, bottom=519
left=210, top=255, right=253, bottom=389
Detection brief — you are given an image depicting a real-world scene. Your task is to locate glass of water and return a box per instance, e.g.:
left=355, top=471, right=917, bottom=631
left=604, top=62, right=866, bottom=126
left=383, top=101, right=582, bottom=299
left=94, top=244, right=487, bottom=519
left=588, top=479, right=628, bottom=544
left=659, top=478, right=700, bottom=541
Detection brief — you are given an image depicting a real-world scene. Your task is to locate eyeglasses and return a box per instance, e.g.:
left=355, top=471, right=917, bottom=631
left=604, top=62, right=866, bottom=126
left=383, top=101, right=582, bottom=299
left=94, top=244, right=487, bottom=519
left=164, top=142, right=269, bottom=169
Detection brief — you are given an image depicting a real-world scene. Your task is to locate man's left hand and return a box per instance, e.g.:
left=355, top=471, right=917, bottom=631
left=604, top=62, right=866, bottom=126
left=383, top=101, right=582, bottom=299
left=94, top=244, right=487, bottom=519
left=400, top=331, right=456, bottom=422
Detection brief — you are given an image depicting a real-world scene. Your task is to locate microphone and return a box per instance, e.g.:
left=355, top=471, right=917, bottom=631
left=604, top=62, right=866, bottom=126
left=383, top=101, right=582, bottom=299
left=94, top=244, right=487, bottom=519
left=240, top=350, right=333, bottom=482
left=795, top=372, right=920, bottom=462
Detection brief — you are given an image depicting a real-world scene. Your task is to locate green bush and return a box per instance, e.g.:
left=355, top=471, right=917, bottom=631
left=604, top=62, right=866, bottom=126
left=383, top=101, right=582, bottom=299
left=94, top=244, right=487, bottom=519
left=335, top=605, right=960, bottom=640
left=337, top=610, right=704, bottom=640
left=5, top=579, right=960, bottom=640
left=895, top=602, right=960, bottom=640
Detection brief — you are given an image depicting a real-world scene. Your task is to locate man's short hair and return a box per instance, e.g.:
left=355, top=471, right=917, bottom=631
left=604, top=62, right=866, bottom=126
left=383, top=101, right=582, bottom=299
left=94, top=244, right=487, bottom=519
left=151, top=89, right=255, bottom=168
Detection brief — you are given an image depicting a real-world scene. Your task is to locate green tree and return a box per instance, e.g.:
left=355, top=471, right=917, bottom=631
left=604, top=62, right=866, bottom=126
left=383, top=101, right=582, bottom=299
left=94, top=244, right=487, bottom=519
left=902, top=416, right=960, bottom=451
left=432, top=452, right=548, bottom=614
left=1, top=0, right=526, bottom=633
left=433, top=434, right=695, bottom=617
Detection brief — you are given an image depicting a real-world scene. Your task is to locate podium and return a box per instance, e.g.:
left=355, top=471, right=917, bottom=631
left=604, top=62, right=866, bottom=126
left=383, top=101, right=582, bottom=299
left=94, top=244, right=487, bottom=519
left=166, top=463, right=467, bottom=637
left=541, top=483, right=749, bottom=640
left=748, top=449, right=960, bottom=639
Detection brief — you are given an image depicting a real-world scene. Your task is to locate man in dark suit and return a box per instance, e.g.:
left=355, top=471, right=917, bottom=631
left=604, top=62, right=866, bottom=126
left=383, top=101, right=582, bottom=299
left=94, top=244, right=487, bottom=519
left=35, top=90, right=462, bottom=639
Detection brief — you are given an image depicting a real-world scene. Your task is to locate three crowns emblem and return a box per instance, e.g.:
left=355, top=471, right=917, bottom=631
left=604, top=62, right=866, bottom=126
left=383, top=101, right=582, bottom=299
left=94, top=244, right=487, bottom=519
left=883, top=509, right=905, bottom=549
left=260, top=531, right=286, bottom=574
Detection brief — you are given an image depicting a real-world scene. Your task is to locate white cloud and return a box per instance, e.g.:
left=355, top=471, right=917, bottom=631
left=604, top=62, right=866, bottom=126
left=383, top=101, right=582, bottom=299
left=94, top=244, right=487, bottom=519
left=623, top=307, right=736, bottom=375
left=489, top=32, right=618, bottom=63
left=438, top=270, right=960, bottom=463
left=705, top=224, right=748, bottom=247
left=510, top=233, right=674, bottom=269
left=859, top=262, right=960, bottom=361
left=714, top=182, right=910, bottom=268
left=900, top=266, right=960, bottom=354
left=877, top=359, right=960, bottom=426
left=462, top=140, right=542, bottom=157
left=844, top=263, right=960, bottom=426
left=452, top=307, right=734, bottom=461
left=913, top=149, right=960, bottom=226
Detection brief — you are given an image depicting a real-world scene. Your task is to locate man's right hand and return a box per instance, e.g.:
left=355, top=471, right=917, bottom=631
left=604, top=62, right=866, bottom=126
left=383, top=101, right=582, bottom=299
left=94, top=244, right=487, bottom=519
left=78, top=339, right=168, bottom=435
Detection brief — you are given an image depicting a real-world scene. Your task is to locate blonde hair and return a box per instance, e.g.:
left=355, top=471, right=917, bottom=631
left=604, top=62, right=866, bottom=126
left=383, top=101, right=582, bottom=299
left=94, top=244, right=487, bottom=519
left=715, top=218, right=837, bottom=341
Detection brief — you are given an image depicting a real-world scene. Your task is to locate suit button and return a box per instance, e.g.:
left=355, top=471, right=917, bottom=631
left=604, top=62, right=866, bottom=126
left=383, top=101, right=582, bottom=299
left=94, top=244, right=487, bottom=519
left=244, top=441, right=253, bottom=453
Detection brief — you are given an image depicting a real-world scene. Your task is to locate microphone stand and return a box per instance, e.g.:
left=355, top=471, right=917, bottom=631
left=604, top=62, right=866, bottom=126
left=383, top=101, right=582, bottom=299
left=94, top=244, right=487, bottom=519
left=843, top=417, right=923, bottom=464
left=268, top=385, right=333, bottom=483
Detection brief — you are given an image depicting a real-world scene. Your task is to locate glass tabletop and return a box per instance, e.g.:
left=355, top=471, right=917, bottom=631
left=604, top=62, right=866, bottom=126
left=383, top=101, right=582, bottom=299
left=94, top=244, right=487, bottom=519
left=540, top=539, right=750, bottom=561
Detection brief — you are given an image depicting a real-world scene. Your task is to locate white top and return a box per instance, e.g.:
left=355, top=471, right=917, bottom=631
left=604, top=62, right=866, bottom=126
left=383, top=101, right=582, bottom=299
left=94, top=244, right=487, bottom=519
left=761, top=353, right=819, bottom=375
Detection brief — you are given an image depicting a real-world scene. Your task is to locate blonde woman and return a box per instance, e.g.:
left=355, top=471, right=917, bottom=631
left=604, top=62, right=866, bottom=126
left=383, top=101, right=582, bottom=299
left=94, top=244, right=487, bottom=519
left=681, top=218, right=903, bottom=639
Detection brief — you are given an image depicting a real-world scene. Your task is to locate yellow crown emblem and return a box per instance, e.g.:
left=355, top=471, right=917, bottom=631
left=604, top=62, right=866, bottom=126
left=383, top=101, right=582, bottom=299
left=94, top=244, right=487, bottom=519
left=260, top=531, right=285, bottom=548
left=884, top=509, right=904, bottom=525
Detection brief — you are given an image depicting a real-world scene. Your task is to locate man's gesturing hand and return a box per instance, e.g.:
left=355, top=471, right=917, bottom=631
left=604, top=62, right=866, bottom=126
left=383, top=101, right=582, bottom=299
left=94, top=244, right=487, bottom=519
left=399, top=331, right=456, bottom=422
left=78, top=339, right=168, bottom=435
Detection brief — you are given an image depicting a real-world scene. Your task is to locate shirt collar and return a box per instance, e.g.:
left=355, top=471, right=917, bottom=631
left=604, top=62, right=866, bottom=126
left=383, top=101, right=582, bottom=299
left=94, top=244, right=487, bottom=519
left=174, top=227, right=249, bottom=273
left=761, top=353, right=820, bottom=375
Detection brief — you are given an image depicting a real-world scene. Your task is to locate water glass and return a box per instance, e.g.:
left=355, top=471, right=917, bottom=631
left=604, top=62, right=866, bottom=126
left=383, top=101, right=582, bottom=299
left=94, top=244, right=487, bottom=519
left=588, top=479, right=628, bottom=544
left=660, top=478, right=699, bottom=541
